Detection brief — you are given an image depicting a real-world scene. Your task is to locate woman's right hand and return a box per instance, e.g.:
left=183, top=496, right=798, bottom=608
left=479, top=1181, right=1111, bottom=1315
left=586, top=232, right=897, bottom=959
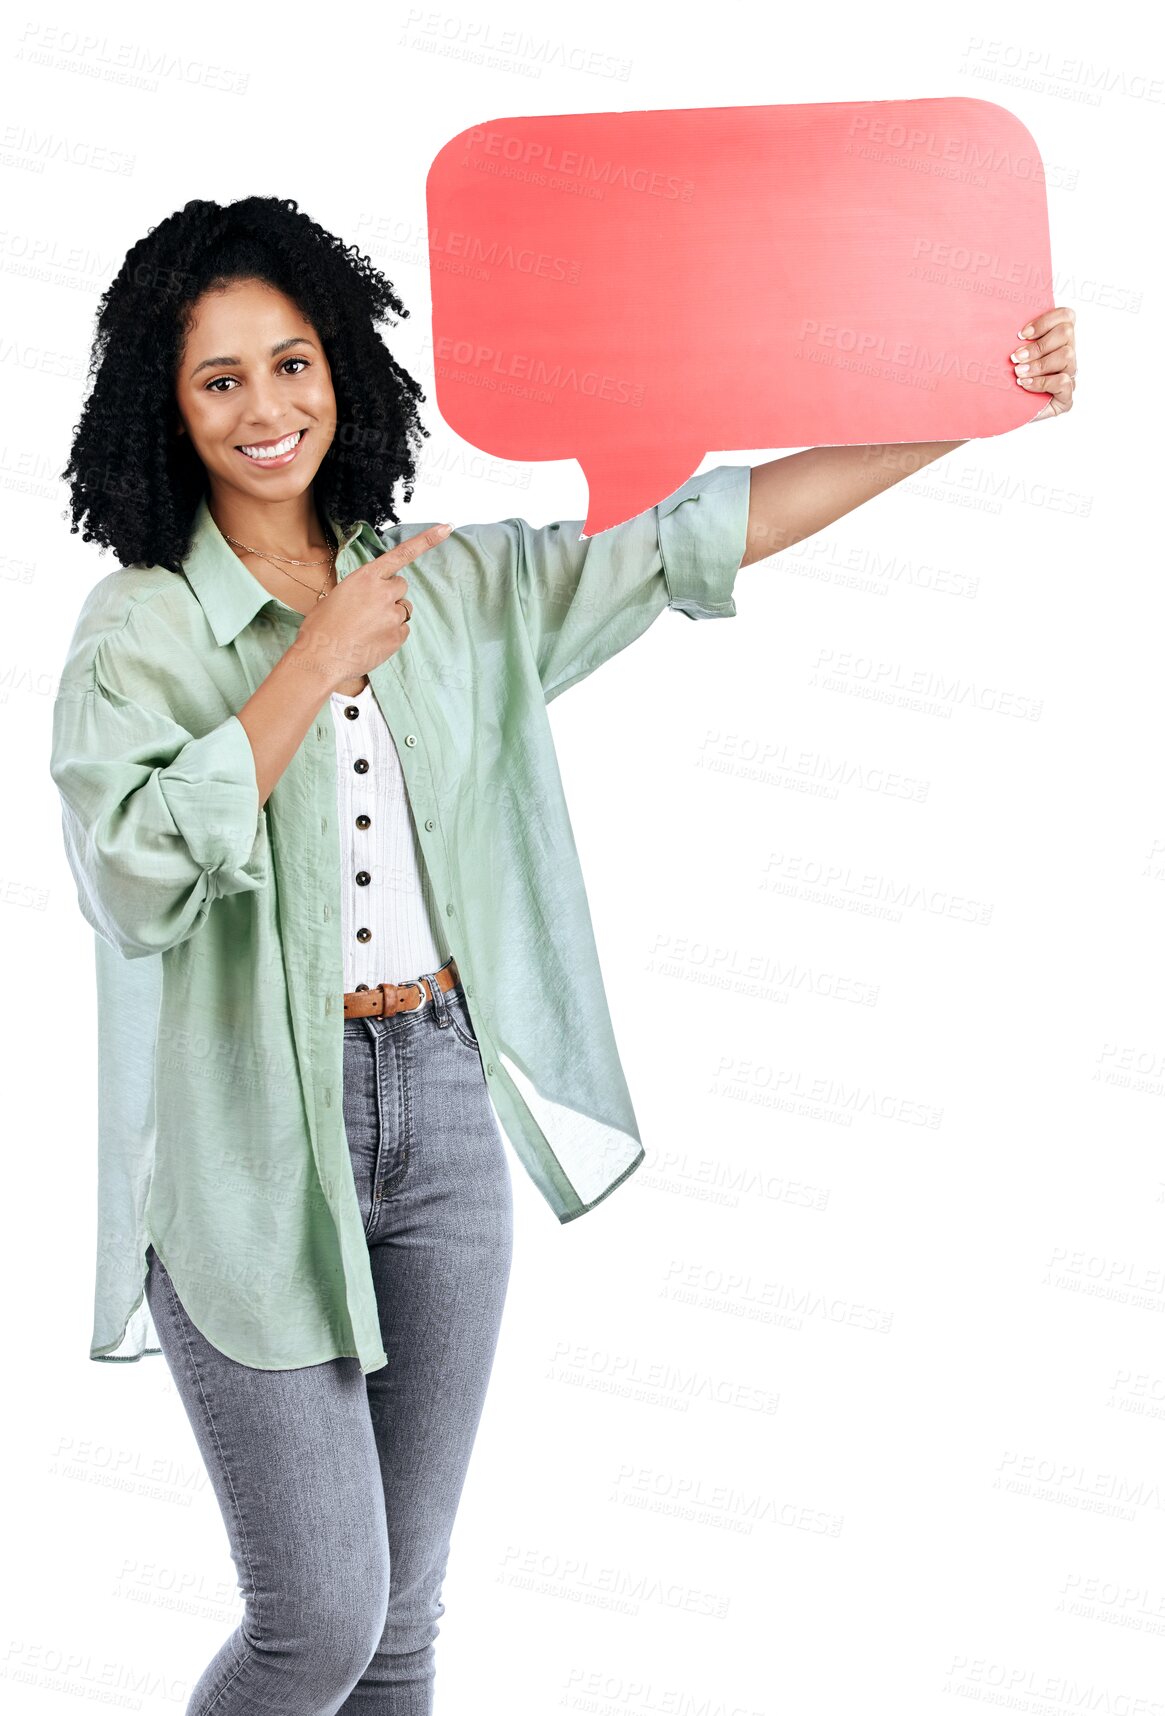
left=292, top=523, right=453, bottom=692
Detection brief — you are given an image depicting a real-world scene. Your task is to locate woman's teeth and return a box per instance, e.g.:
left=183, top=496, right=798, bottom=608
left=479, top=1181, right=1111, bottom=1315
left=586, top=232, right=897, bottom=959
left=237, top=429, right=305, bottom=462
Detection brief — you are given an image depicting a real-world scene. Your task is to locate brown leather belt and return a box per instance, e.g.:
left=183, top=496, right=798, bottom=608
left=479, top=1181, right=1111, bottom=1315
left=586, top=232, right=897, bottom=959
left=342, top=955, right=460, bottom=1020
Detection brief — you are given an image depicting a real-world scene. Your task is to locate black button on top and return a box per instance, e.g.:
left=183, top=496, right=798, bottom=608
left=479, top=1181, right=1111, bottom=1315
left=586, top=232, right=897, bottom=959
left=355, top=871, right=371, bottom=886
left=344, top=705, right=360, bottom=720
left=355, top=814, right=371, bottom=830
left=353, top=758, right=369, bottom=774
left=356, top=927, right=372, bottom=943
left=355, top=983, right=369, bottom=991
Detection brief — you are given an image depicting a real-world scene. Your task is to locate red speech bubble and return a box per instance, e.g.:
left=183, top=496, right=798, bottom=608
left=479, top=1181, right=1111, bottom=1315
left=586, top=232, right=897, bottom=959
left=425, top=99, right=1053, bottom=536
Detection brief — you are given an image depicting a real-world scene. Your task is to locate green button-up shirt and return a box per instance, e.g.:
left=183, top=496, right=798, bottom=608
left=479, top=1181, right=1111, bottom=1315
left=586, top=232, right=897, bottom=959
left=49, top=463, right=752, bottom=1373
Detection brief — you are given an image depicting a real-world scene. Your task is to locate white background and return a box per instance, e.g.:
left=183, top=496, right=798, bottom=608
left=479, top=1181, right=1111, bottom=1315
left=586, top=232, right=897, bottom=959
left=2, top=1, right=1158, bottom=1712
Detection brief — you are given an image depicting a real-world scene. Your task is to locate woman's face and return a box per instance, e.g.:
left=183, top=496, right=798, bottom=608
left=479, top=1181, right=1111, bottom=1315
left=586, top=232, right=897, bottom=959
left=174, top=277, right=337, bottom=507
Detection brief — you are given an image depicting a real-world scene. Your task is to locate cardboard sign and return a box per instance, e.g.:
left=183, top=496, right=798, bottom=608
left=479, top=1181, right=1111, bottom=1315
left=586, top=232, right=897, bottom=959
left=426, top=99, right=1053, bottom=535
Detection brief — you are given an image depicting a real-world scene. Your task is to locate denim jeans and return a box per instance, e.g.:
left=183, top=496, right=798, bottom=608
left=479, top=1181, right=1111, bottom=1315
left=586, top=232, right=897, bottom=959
left=144, top=966, right=514, bottom=1715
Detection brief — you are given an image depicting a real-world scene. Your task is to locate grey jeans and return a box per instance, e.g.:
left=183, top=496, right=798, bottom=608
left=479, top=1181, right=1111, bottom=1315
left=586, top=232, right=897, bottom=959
left=145, top=965, right=514, bottom=1715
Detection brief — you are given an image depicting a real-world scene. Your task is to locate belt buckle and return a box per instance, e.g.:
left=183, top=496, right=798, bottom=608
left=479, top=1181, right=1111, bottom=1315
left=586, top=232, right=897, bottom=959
left=383, top=978, right=428, bottom=1016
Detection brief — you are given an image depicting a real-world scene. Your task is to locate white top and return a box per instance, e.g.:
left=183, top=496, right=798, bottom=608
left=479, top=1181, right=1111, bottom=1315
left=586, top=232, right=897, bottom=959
left=329, top=680, right=450, bottom=991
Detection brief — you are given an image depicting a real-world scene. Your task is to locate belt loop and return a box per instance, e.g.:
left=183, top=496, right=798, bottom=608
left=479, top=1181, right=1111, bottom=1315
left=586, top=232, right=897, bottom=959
left=420, top=966, right=451, bottom=1028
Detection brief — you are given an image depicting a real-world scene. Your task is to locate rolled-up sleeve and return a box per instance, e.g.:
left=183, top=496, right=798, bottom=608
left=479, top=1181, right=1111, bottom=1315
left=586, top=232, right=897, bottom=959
left=50, top=658, right=269, bottom=961
left=492, top=462, right=752, bottom=703
left=656, top=463, right=752, bottom=620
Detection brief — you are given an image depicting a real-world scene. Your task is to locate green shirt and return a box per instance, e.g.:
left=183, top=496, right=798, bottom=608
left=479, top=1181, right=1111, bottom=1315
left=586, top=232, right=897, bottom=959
left=49, top=463, right=752, bottom=1373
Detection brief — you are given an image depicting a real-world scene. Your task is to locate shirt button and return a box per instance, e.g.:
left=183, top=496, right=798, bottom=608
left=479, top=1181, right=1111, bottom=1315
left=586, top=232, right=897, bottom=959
left=356, top=814, right=371, bottom=830
left=424, top=819, right=435, bottom=832
left=486, top=1061, right=495, bottom=1077
left=446, top=903, right=455, bottom=916
left=404, top=734, right=417, bottom=747
left=344, top=705, right=360, bottom=720
left=355, top=870, right=371, bottom=886
left=357, top=927, right=372, bottom=943
left=354, top=758, right=369, bottom=774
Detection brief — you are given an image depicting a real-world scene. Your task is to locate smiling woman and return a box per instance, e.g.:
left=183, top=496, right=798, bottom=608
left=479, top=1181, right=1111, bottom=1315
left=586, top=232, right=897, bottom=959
left=61, top=195, right=430, bottom=579
left=182, top=300, right=329, bottom=479
left=169, top=276, right=349, bottom=607
left=49, top=192, right=756, bottom=1716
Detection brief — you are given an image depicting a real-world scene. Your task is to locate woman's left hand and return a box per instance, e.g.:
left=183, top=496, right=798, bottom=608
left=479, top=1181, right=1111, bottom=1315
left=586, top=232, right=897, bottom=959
left=1011, top=307, right=1077, bottom=421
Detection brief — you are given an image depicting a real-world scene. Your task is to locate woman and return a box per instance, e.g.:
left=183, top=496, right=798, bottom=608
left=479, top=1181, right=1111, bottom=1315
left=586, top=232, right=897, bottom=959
left=49, top=194, right=1076, bottom=1714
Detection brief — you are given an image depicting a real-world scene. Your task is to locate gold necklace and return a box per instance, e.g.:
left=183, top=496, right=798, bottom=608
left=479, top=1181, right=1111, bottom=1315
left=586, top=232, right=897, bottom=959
left=224, top=525, right=338, bottom=603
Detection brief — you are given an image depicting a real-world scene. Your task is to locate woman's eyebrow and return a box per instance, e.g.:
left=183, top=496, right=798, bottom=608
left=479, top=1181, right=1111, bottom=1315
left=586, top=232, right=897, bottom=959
left=189, top=336, right=317, bottom=378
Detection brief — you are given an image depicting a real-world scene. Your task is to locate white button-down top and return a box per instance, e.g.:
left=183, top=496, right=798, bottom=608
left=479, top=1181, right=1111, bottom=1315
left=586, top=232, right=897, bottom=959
left=328, top=681, right=449, bottom=991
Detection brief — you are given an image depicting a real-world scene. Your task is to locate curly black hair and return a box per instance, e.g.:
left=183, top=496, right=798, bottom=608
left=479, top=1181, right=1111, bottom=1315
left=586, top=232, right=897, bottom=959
left=60, top=195, right=430, bottom=574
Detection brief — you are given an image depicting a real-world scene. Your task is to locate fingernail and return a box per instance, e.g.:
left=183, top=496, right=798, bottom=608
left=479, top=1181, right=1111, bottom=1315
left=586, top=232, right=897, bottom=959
left=1020, top=323, right=1035, bottom=338
left=435, top=523, right=453, bottom=537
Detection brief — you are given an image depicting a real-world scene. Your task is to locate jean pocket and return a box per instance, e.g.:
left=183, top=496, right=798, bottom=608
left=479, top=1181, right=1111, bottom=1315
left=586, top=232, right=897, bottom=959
left=446, top=990, right=480, bottom=1052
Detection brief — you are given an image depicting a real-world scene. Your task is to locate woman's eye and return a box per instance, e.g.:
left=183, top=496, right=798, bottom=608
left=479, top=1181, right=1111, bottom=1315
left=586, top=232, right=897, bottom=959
left=204, top=357, right=310, bottom=393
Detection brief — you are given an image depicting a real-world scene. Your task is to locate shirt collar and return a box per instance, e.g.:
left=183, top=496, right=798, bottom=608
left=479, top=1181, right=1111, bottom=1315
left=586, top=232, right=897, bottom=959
left=182, top=490, right=379, bottom=647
